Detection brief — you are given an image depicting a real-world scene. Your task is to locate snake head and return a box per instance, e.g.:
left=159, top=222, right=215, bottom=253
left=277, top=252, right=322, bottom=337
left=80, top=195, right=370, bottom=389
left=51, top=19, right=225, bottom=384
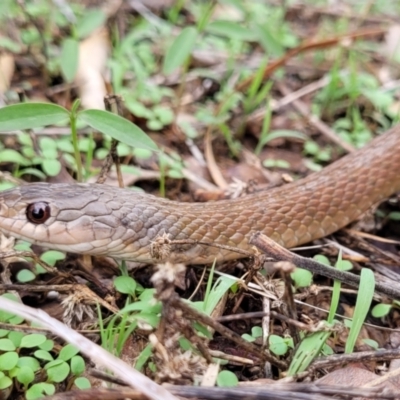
left=0, top=183, right=127, bottom=256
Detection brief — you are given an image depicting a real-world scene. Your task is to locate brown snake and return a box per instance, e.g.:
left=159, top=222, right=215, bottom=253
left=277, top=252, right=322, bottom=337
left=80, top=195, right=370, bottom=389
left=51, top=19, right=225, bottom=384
left=0, top=125, right=399, bottom=265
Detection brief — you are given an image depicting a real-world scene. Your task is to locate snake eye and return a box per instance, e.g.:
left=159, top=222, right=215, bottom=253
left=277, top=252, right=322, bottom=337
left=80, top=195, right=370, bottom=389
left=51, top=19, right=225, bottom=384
left=26, top=202, right=51, bottom=224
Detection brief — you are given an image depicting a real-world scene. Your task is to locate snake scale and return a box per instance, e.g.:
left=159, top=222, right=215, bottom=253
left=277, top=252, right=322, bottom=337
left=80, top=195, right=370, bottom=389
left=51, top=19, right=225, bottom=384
left=0, top=125, right=399, bottom=264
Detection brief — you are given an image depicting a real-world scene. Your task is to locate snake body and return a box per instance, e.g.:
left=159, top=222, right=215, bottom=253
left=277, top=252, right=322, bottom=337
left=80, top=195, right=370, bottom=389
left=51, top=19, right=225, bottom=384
left=0, top=125, right=400, bottom=264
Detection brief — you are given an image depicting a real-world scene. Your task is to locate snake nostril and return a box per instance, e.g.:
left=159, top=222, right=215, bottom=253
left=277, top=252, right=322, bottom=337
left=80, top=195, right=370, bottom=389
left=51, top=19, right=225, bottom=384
left=26, top=202, right=51, bottom=224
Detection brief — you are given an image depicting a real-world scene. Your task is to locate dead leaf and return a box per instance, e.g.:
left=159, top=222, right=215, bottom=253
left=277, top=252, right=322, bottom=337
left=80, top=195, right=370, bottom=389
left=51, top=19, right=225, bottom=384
left=75, top=27, right=110, bottom=109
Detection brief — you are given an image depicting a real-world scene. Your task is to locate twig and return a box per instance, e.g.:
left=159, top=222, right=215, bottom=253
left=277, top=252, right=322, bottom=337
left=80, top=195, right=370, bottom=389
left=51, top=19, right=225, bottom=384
left=249, top=232, right=400, bottom=300
left=0, top=297, right=178, bottom=400
left=170, top=293, right=287, bottom=370
left=276, top=81, right=355, bottom=153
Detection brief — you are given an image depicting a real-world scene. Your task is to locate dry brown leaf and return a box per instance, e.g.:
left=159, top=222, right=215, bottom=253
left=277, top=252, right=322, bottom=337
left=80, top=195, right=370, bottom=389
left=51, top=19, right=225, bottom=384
left=75, top=27, right=110, bottom=109
left=0, top=52, right=15, bottom=93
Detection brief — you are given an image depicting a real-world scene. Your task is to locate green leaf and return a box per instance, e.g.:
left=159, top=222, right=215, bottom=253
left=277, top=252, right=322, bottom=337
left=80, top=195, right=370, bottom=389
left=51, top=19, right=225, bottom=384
left=206, top=20, right=255, bottom=41
left=260, top=130, right=307, bottom=147
left=0, top=294, right=21, bottom=323
left=78, top=110, right=158, bottom=151
left=40, top=250, right=65, bottom=266
left=372, top=303, right=392, bottom=318
left=0, top=103, right=69, bottom=131
left=70, top=356, right=85, bottom=375
left=0, top=330, right=8, bottom=338
left=17, top=366, right=35, bottom=386
left=20, top=334, right=47, bottom=348
left=58, top=344, right=79, bottom=361
left=34, top=350, right=54, bottom=361
left=241, top=333, right=255, bottom=342
left=114, top=276, right=137, bottom=296
left=125, top=99, right=153, bottom=119
left=75, top=9, right=106, bottom=39
left=119, top=299, right=161, bottom=315
left=39, top=136, right=57, bottom=152
left=18, top=168, right=47, bottom=180
left=8, top=331, right=25, bottom=347
left=163, top=26, right=198, bottom=74
left=153, top=106, right=174, bottom=125
left=0, top=149, right=31, bottom=165
left=135, top=344, right=153, bottom=372
left=251, top=326, right=263, bottom=338
left=0, top=352, right=18, bottom=371
left=16, top=269, right=36, bottom=283
left=74, top=376, right=91, bottom=389
left=217, top=370, right=239, bottom=387
left=362, top=338, right=379, bottom=349
left=17, top=356, right=40, bottom=372
left=45, top=360, right=70, bottom=382
left=335, top=259, right=353, bottom=271
left=269, top=335, right=288, bottom=356
left=288, top=328, right=332, bottom=375
left=254, top=23, right=284, bottom=56
left=203, top=275, right=236, bottom=315
left=313, top=254, right=330, bottom=266
left=388, top=211, right=400, bottom=221
left=42, top=159, right=62, bottom=176
left=345, top=268, right=375, bottom=354
left=291, top=268, right=313, bottom=288
left=0, top=338, right=16, bottom=351
left=60, top=38, right=79, bottom=82
left=26, top=383, right=55, bottom=400
left=8, top=314, right=24, bottom=325
left=0, top=375, right=12, bottom=390
left=39, top=339, right=54, bottom=351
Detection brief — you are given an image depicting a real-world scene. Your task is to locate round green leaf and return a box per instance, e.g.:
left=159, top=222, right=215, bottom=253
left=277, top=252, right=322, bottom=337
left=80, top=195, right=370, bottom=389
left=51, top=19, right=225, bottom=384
left=163, top=26, right=198, bottom=74
left=251, top=326, right=263, bottom=338
left=77, top=110, right=158, bottom=151
left=26, top=383, right=55, bottom=400
left=17, top=365, right=35, bottom=386
left=45, top=360, right=70, bottom=383
left=16, top=269, right=36, bottom=283
left=42, top=159, right=62, bottom=176
left=7, top=314, right=24, bottom=325
left=70, top=356, right=85, bottom=375
left=39, top=137, right=57, bottom=150
left=58, top=344, right=79, bottom=361
left=0, top=352, right=18, bottom=371
left=372, top=303, right=392, bottom=318
left=0, top=330, right=9, bottom=338
left=269, top=335, right=289, bottom=356
left=40, top=250, right=65, bottom=267
left=8, top=332, right=24, bottom=347
left=0, top=103, right=69, bottom=131
left=216, top=370, right=238, bottom=387
left=17, top=356, right=40, bottom=372
left=39, top=339, right=54, bottom=351
left=0, top=294, right=22, bottom=323
left=74, top=376, right=91, bottom=389
left=114, top=276, right=136, bottom=296
left=20, top=334, right=47, bottom=349
left=291, top=268, right=313, bottom=288
left=0, top=339, right=16, bottom=351
left=0, top=375, right=12, bottom=390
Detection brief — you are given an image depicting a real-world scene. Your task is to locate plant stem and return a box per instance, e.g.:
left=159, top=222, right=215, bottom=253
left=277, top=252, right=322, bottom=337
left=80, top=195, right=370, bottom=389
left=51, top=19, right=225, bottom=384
left=70, top=112, right=83, bottom=182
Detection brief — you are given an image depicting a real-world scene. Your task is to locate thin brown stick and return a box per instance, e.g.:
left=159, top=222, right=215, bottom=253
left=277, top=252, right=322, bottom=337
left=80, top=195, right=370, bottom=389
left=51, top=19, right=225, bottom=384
left=170, top=293, right=287, bottom=370
left=249, top=232, right=400, bottom=300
